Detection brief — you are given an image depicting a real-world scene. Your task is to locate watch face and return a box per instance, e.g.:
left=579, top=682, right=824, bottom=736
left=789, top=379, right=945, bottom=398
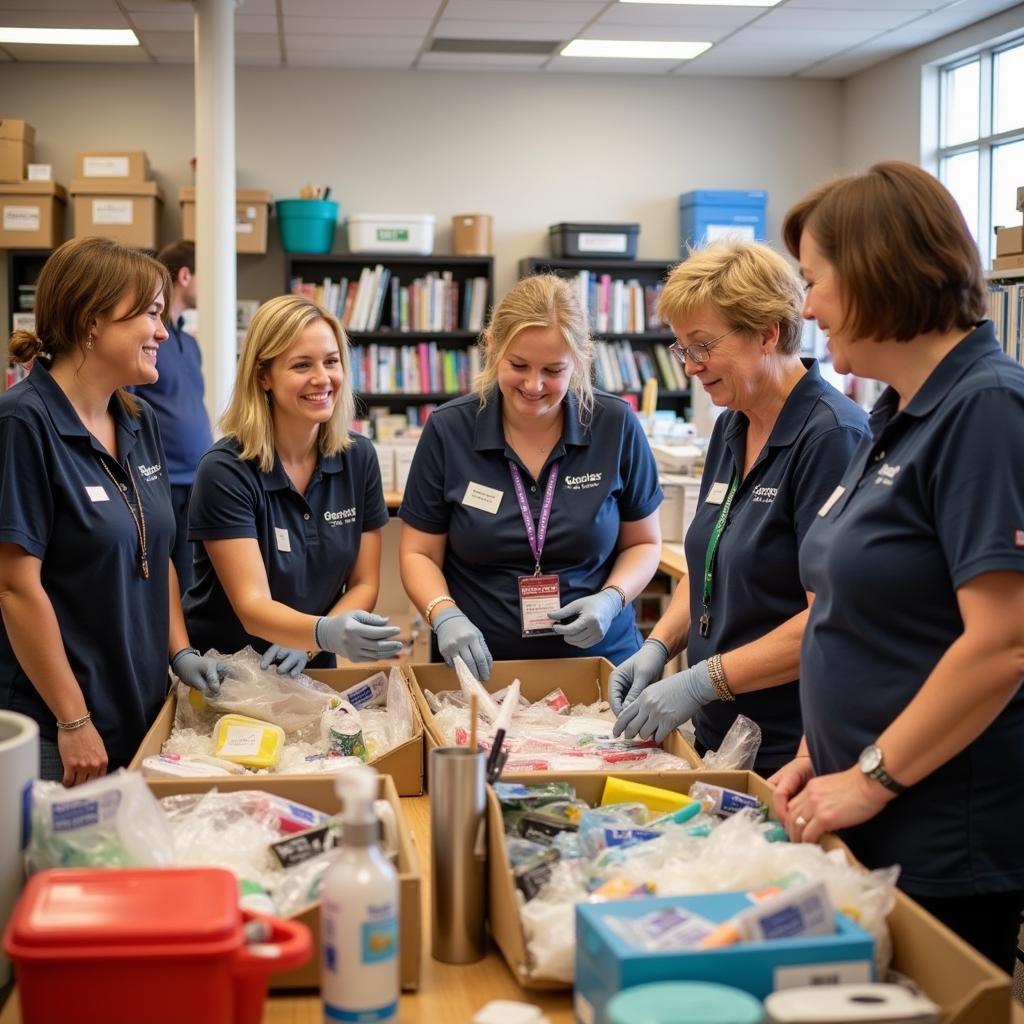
left=859, top=745, right=882, bottom=773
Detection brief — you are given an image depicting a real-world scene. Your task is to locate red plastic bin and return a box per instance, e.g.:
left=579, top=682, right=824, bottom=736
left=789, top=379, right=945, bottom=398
left=4, top=866, right=311, bottom=1024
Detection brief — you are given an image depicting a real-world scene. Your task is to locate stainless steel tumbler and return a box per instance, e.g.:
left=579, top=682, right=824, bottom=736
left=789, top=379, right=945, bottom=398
left=430, top=746, right=487, bottom=963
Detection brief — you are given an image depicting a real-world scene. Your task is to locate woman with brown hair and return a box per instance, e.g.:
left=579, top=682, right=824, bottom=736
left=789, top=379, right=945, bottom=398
left=774, top=160, right=1024, bottom=970
left=0, top=236, right=231, bottom=786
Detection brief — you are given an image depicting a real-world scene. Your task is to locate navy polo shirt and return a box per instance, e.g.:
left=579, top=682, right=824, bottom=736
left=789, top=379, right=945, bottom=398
left=683, top=360, right=869, bottom=774
left=183, top=432, right=389, bottom=664
left=398, top=388, right=663, bottom=664
left=134, top=318, right=213, bottom=485
left=800, top=322, right=1024, bottom=898
left=0, top=362, right=174, bottom=762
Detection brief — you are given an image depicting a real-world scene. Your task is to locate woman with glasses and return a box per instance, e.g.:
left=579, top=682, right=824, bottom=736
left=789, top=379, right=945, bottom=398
left=612, top=240, right=868, bottom=776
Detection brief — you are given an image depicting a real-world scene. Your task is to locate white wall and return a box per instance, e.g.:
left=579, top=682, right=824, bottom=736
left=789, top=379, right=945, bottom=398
left=840, top=3, right=1024, bottom=172
left=1, top=62, right=843, bottom=347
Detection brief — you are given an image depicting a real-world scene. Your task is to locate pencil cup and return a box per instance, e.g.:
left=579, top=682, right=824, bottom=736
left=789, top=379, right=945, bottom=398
left=429, top=746, right=487, bottom=963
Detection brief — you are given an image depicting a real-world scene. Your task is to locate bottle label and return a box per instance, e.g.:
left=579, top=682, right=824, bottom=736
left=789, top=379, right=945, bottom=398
left=361, top=916, right=398, bottom=963
left=324, top=1001, right=398, bottom=1022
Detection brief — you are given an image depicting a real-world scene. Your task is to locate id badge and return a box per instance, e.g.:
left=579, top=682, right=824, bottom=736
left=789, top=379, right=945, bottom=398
left=518, top=574, right=561, bottom=637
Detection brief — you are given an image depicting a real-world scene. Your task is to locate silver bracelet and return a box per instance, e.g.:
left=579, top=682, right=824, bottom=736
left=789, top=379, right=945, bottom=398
left=56, top=712, right=92, bottom=731
left=707, top=654, right=735, bottom=702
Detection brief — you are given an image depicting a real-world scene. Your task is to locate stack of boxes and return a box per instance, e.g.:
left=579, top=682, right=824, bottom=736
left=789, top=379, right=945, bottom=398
left=70, top=150, right=161, bottom=250
left=0, top=119, right=67, bottom=249
left=992, top=185, right=1024, bottom=272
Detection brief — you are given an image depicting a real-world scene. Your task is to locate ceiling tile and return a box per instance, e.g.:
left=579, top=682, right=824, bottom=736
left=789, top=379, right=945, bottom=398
left=418, top=50, right=549, bottom=68
left=593, top=4, right=764, bottom=30
left=285, top=32, right=421, bottom=53
left=433, top=18, right=583, bottom=41
left=129, top=10, right=194, bottom=32
left=754, top=6, right=924, bottom=31
left=235, top=0, right=277, bottom=12
left=546, top=54, right=682, bottom=73
left=282, top=0, right=440, bottom=16
left=0, top=0, right=122, bottom=9
left=798, top=48, right=905, bottom=78
left=283, top=16, right=433, bottom=35
left=442, top=0, right=604, bottom=22
left=233, top=14, right=280, bottom=33
left=724, top=25, right=878, bottom=50
left=580, top=23, right=731, bottom=43
left=286, top=50, right=415, bottom=66
left=0, top=10, right=128, bottom=28
left=781, top=0, right=940, bottom=8
left=1, top=42, right=150, bottom=61
left=135, top=29, right=192, bottom=58
left=122, top=0, right=193, bottom=11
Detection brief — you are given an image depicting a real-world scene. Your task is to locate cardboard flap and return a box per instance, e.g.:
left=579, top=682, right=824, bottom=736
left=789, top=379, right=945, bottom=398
left=70, top=178, right=162, bottom=199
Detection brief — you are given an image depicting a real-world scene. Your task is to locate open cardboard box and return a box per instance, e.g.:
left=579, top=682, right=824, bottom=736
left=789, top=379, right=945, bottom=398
left=403, top=657, right=700, bottom=783
left=130, top=665, right=424, bottom=795
left=145, top=772, right=421, bottom=991
left=487, top=770, right=1010, bottom=1023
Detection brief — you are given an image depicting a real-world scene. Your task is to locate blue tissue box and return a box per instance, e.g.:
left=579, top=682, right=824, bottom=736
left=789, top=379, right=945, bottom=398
left=679, top=189, right=767, bottom=252
left=575, top=891, right=874, bottom=1024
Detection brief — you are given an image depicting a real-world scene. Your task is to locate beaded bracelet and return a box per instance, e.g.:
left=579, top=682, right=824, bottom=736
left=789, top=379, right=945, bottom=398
left=604, top=584, right=627, bottom=611
left=424, top=594, right=456, bottom=622
left=56, top=712, right=92, bottom=731
left=707, top=654, right=735, bottom=702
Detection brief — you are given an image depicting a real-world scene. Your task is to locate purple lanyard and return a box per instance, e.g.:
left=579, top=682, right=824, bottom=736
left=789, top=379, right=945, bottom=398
left=509, top=460, right=559, bottom=575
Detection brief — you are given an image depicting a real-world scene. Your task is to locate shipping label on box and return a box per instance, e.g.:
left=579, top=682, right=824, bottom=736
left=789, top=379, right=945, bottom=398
left=76, top=150, right=150, bottom=182
left=3, top=205, right=39, bottom=231
left=92, top=199, right=134, bottom=225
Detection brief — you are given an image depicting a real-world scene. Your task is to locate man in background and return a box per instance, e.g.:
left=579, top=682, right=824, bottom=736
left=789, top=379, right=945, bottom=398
left=137, top=240, right=213, bottom=591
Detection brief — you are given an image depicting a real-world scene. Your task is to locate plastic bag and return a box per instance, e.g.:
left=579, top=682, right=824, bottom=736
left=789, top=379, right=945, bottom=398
left=27, top=769, right=175, bottom=872
left=700, top=714, right=762, bottom=771
left=453, top=654, right=500, bottom=721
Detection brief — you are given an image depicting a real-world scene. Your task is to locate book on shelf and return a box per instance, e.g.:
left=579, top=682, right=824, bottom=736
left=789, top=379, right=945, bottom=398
left=987, top=280, right=1024, bottom=364
left=572, top=270, right=664, bottom=335
left=349, top=342, right=482, bottom=395
left=593, top=340, right=686, bottom=394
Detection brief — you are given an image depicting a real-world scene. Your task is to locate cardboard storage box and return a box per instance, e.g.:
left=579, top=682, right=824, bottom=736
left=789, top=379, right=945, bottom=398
left=404, top=657, right=700, bottom=774
left=992, top=254, right=1024, bottom=271
left=180, top=187, right=271, bottom=254
left=75, top=149, right=150, bottom=183
left=549, top=222, right=639, bottom=259
left=994, top=225, right=1023, bottom=257
left=130, top=665, right=424, bottom=796
left=144, top=772, right=421, bottom=991
left=488, top=770, right=1012, bottom=1024
left=0, top=182, right=65, bottom=248
left=70, top=179, right=162, bottom=249
left=0, top=119, right=34, bottom=183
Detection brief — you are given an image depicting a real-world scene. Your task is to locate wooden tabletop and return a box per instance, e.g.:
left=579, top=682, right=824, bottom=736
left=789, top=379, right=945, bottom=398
left=658, top=541, right=687, bottom=580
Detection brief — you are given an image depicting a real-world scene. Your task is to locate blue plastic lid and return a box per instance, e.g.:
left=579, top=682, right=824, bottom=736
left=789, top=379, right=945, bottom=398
left=607, top=981, right=763, bottom=1024
left=679, top=190, right=767, bottom=207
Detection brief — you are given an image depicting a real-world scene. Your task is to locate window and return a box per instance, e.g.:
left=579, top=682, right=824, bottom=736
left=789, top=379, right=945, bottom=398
left=938, top=38, right=1024, bottom=264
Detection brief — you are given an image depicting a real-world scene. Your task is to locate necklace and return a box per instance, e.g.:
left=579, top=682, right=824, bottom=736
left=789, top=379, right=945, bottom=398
left=98, top=458, right=150, bottom=579
left=504, top=416, right=563, bottom=455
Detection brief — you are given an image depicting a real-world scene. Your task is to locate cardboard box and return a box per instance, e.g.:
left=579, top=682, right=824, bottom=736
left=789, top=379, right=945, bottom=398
left=1017, top=185, right=1024, bottom=213
left=404, top=657, right=700, bottom=776
left=995, top=225, right=1024, bottom=257
left=179, top=187, right=271, bottom=255
left=576, top=891, right=874, bottom=1024
left=70, top=179, right=162, bottom=249
left=487, top=770, right=1012, bottom=1024
left=74, top=149, right=150, bottom=183
left=992, top=254, right=1024, bottom=271
left=144, top=772, right=421, bottom=991
left=130, top=665, right=424, bottom=796
left=0, top=120, right=34, bottom=183
left=0, top=182, right=65, bottom=248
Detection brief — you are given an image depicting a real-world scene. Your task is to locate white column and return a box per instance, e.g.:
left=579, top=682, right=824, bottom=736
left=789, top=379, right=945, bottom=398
left=193, top=0, right=237, bottom=425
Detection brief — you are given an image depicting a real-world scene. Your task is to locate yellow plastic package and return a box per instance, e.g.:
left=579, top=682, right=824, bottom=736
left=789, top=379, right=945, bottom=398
left=212, top=713, right=286, bottom=769
left=600, top=776, right=695, bottom=815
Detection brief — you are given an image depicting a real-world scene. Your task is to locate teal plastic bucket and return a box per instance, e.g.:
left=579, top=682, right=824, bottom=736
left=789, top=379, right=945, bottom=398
left=276, top=198, right=339, bottom=254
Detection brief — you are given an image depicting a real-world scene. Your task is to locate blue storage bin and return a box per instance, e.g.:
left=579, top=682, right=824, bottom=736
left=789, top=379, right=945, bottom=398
left=575, top=891, right=874, bottom=1024
left=679, top=189, right=767, bottom=253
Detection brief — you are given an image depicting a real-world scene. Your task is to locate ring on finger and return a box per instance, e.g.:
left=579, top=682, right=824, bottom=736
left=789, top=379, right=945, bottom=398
left=794, top=814, right=808, bottom=829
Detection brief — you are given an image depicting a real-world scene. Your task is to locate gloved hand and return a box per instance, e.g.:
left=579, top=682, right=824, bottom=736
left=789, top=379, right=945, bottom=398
left=547, top=588, right=623, bottom=648
left=608, top=638, right=670, bottom=716
left=260, top=643, right=309, bottom=678
left=171, top=648, right=237, bottom=698
left=432, top=606, right=493, bottom=681
left=612, top=659, right=716, bottom=744
left=315, top=611, right=403, bottom=663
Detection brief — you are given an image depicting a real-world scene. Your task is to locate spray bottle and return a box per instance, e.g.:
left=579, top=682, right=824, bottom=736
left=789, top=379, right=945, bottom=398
left=321, top=764, right=400, bottom=1024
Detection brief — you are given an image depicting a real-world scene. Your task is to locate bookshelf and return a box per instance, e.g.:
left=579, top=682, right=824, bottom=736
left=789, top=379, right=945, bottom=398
left=518, top=257, right=689, bottom=417
left=4, top=248, right=51, bottom=391
left=985, top=267, right=1024, bottom=364
left=285, top=253, right=493, bottom=424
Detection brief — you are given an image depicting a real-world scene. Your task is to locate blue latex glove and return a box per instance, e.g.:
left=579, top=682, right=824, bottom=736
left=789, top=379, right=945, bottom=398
left=432, top=606, right=493, bottom=682
left=608, top=638, right=670, bottom=716
left=612, top=659, right=716, bottom=744
left=171, top=648, right=237, bottom=698
left=547, top=588, right=623, bottom=648
left=315, top=611, right=403, bottom=663
left=260, top=643, right=309, bottom=678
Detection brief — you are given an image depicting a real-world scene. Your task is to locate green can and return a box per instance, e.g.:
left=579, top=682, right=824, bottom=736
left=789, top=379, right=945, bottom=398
left=327, top=717, right=368, bottom=762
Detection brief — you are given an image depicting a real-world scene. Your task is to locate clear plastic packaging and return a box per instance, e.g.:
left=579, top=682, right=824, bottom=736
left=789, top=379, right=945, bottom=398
left=700, top=714, right=762, bottom=771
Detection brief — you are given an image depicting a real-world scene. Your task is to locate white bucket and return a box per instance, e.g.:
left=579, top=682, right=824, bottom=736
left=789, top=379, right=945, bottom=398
left=0, top=710, right=39, bottom=986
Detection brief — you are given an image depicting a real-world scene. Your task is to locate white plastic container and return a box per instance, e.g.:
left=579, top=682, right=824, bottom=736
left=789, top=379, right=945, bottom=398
left=348, top=212, right=435, bottom=255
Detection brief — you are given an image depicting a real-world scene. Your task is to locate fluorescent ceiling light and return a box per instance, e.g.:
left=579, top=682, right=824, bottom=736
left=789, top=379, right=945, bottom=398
left=0, top=27, right=139, bottom=46
left=562, top=39, right=711, bottom=59
left=619, top=0, right=781, bottom=7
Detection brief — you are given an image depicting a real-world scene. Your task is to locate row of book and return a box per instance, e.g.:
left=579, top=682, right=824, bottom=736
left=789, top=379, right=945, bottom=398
left=593, top=340, right=688, bottom=393
left=349, top=342, right=483, bottom=396
left=290, top=270, right=489, bottom=334
left=988, top=282, right=1024, bottom=364
left=571, top=270, right=666, bottom=336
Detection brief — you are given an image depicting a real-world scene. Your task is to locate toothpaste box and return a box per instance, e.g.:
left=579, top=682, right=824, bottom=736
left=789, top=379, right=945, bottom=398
left=575, top=890, right=874, bottom=1024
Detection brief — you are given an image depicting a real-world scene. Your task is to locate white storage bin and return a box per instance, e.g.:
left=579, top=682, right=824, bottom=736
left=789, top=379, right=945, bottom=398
left=348, top=213, right=435, bottom=255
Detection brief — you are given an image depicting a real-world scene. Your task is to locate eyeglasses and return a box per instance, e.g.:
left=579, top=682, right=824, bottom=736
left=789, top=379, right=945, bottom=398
left=668, top=326, right=740, bottom=366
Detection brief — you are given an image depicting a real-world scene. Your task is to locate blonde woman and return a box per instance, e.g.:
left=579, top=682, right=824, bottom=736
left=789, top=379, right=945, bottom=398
left=399, top=274, right=663, bottom=681
left=183, top=295, right=402, bottom=674
left=611, top=241, right=869, bottom=776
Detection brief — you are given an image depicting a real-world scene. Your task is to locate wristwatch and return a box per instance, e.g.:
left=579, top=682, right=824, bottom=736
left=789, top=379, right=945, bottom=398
left=857, top=744, right=906, bottom=795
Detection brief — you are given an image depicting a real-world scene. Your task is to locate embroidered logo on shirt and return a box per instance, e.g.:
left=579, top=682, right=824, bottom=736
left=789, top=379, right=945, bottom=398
left=564, top=472, right=602, bottom=490
left=874, top=463, right=901, bottom=486
left=323, top=506, right=357, bottom=526
left=751, top=485, right=778, bottom=504
left=1015, top=529, right=1024, bottom=548
left=138, top=462, right=162, bottom=481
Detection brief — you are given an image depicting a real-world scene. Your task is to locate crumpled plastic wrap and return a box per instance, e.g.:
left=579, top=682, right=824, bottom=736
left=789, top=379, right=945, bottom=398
left=700, top=714, right=762, bottom=771
left=27, top=769, right=176, bottom=872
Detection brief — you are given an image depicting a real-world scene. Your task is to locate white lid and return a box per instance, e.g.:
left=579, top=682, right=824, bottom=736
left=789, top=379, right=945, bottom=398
left=348, top=212, right=435, bottom=224
left=473, top=1001, right=547, bottom=1024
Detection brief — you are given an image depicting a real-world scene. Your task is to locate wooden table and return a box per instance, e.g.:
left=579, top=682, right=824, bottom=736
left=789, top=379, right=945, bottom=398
left=657, top=541, right=687, bottom=580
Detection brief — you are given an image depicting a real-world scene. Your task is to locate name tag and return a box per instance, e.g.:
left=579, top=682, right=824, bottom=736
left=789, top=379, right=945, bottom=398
left=705, top=481, right=730, bottom=505
left=818, top=485, right=845, bottom=517
left=85, top=485, right=109, bottom=503
left=274, top=527, right=292, bottom=552
left=462, top=481, right=503, bottom=514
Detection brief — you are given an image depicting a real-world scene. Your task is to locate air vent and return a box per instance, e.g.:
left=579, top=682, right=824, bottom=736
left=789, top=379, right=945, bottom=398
left=429, top=37, right=560, bottom=56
